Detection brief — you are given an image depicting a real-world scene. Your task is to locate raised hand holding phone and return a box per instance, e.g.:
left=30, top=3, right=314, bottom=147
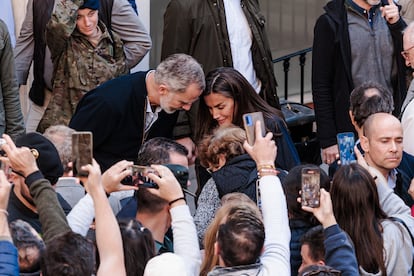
left=243, top=112, right=266, bottom=146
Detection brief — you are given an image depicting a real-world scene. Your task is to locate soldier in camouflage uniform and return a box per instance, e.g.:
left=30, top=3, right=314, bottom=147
left=37, top=0, right=128, bottom=132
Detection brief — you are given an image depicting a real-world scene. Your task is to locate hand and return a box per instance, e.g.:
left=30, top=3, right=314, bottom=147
left=0, top=170, right=12, bottom=210
left=80, top=159, right=104, bottom=198
left=380, top=0, right=399, bottom=24
left=243, top=121, right=277, bottom=166
left=0, top=134, right=38, bottom=177
left=322, top=144, right=339, bottom=165
left=301, top=188, right=337, bottom=228
left=101, top=160, right=138, bottom=194
left=146, top=164, right=184, bottom=203
left=175, top=137, right=196, bottom=165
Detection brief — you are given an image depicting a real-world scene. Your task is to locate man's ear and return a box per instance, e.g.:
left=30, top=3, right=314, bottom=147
left=159, top=84, right=169, bottom=95
left=317, top=260, right=326, bottom=266
left=360, top=134, right=369, bottom=153
left=349, top=110, right=356, bottom=127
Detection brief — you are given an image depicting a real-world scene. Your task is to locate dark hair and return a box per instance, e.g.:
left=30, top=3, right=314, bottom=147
left=282, top=164, right=330, bottom=223
left=136, top=137, right=186, bottom=213
left=41, top=231, right=95, bottom=276
left=137, top=137, right=188, bottom=166
left=217, top=205, right=265, bottom=267
left=299, top=265, right=341, bottom=276
left=300, top=225, right=325, bottom=263
left=10, top=220, right=45, bottom=273
left=349, top=81, right=394, bottom=128
left=195, top=67, right=285, bottom=143
left=331, top=163, right=387, bottom=274
left=119, top=219, right=156, bottom=276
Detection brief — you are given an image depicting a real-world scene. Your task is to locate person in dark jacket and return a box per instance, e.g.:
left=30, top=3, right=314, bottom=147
left=282, top=164, right=331, bottom=276
left=312, top=0, right=407, bottom=165
left=69, top=54, right=205, bottom=172
left=196, top=67, right=300, bottom=171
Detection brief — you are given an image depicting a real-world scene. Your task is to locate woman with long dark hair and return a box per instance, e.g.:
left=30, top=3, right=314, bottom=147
left=330, top=163, right=413, bottom=275
left=195, top=67, right=300, bottom=171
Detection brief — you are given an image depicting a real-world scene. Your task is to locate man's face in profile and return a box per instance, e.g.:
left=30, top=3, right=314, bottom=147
left=159, top=83, right=201, bottom=113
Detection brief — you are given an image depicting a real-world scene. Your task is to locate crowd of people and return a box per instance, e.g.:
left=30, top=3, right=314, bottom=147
left=1, top=0, right=414, bottom=275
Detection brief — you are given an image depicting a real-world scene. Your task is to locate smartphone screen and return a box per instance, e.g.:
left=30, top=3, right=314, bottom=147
left=129, top=165, right=158, bottom=188
left=336, top=132, right=356, bottom=165
left=243, top=112, right=266, bottom=145
left=301, top=168, right=320, bottom=208
left=72, top=132, right=93, bottom=177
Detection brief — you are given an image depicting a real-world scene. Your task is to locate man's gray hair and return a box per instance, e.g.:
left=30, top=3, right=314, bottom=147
left=43, top=125, right=75, bottom=173
left=154, top=53, right=205, bottom=93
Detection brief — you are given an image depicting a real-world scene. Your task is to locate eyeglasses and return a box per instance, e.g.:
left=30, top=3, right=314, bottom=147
left=401, top=45, right=414, bottom=59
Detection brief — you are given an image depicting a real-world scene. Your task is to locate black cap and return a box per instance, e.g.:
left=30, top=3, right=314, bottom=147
left=16, top=133, right=63, bottom=184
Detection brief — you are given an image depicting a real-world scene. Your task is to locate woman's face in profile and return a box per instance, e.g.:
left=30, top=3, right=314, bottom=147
left=204, top=92, right=235, bottom=126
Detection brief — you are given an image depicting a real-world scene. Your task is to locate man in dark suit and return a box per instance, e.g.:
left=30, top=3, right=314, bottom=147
left=69, top=54, right=205, bottom=172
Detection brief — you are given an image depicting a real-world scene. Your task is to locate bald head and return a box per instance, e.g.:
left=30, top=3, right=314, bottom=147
left=361, top=113, right=403, bottom=176
left=363, top=113, right=401, bottom=138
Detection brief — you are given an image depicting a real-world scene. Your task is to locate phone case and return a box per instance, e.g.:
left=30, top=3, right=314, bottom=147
left=301, top=168, right=320, bottom=208
left=72, top=131, right=93, bottom=177
left=336, top=132, right=356, bottom=165
left=243, top=112, right=266, bottom=145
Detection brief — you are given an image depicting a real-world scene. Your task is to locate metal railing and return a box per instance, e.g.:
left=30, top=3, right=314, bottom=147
left=273, top=47, right=312, bottom=104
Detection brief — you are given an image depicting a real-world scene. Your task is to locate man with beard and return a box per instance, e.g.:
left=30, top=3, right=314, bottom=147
left=7, top=133, right=71, bottom=234
left=69, top=53, right=205, bottom=172
left=312, top=0, right=407, bottom=166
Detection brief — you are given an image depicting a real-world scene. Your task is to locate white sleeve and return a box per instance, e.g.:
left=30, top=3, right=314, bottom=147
left=67, top=194, right=95, bottom=236
left=402, top=100, right=414, bottom=156
left=170, top=204, right=201, bottom=276
left=259, top=175, right=291, bottom=276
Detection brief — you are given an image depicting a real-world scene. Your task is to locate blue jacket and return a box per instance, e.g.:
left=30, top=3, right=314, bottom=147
left=0, top=240, right=19, bottom=276
left=324, top=224, right=359, bottom=276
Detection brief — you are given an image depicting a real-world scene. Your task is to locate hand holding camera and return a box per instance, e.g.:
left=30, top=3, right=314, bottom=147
left=146, top=164, right=185, bottom=204
left=102, top=160, right=138, bottom=194
left=301, top=188, right=337, bottom=229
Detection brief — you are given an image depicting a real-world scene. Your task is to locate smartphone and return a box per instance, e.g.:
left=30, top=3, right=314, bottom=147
left=301, top=168, right=320, bottom=208
left=72, top=131, right=93, bottom=177
left=126, top=165, right=159, bottom=188
left=336, top=132, right=356, bottom=165
left=243, top=112, right=266, bottom=145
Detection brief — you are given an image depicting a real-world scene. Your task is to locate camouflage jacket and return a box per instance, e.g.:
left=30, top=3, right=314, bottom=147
left=38, top=0, right=127, bottom=132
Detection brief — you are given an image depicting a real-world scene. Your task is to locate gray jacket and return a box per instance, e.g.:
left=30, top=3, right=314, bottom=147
left=0, top=20, right=25, bottom=141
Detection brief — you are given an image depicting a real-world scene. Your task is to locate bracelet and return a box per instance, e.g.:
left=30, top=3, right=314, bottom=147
left=0, top=209, right=8, bottom=217
left=168, top=197, right=186, bottom=206
left=257, top=164, right=275, bottom=171
left=257, top=168, right=278, bottom=177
